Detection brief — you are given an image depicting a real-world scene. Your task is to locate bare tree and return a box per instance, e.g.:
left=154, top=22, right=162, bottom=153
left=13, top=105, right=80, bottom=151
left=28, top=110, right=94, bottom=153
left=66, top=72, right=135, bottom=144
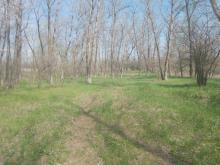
left=13, top=0, right=23, bottom=84
left=145, top=1, right=164, bottom=80
left=83, top=0, right=103, bottom=83
left=184, top=0, right=201, bottom=77
left=192, top=5, right=220, bottom=86
left=193, top=34, right=220, bottom=86
left=210, top=0, right=220, bottom=21
left=5, top=0, right=12, bottom=88
left=0, top=6, right=7, bottom=86
left=109, top=0, right=128, bottom=77
left=46, top=0, right=56, bottom=85
left=163, top=0, right=176, bottom=80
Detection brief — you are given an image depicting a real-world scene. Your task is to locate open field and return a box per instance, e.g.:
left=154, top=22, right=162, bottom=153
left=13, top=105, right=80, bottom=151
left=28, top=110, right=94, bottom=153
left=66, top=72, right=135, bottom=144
left=0, top=75, right=219, bottom=165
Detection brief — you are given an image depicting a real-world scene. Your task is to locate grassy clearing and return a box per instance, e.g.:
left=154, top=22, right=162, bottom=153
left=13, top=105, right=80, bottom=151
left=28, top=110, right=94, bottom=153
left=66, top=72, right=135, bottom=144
left=0, top=75, right=219, bottom=165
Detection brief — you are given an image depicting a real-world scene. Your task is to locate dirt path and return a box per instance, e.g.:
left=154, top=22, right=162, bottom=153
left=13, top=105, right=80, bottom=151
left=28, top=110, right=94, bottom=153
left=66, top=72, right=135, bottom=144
left=0, top=156, right=3, bottom=165
left=63, top=115, right=103, bottom=165
left=62, top=92, right=175, bottom=165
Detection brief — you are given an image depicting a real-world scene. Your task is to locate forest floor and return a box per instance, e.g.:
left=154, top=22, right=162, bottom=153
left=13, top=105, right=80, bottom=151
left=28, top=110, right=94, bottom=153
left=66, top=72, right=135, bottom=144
left=0, top=75, right=219, bottom=165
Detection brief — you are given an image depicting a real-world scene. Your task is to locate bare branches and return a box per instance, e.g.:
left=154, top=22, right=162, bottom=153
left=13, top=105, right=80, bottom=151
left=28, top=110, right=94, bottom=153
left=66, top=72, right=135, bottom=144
left=0, top=0, right=219, bottom=86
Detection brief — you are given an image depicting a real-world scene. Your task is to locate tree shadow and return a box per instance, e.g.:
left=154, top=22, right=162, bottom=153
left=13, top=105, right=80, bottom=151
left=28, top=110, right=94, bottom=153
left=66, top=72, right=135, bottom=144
left=73, top=104, right=192, bottom=165
left=207, top=93, right=220, bottom=115
left=158, top=83, right=197, bottom=89
left=89, top=77, right=155, bottom=89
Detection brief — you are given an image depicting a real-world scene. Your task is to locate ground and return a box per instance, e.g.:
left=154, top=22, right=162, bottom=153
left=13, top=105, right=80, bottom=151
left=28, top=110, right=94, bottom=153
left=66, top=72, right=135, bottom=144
left=0, top=75, right=219, bottom=165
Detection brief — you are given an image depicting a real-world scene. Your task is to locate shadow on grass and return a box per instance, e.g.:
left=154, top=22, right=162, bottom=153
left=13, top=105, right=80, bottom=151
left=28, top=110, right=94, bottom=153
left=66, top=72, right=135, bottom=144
left=89, top=79, right=152, bottom=89
left=74, top=104, right=192, bottom=165
left=158, top=83, right=197, bottom=88
left=208, top=94, right=220, bottom=115
left=159, top=81, right=220, bottom=90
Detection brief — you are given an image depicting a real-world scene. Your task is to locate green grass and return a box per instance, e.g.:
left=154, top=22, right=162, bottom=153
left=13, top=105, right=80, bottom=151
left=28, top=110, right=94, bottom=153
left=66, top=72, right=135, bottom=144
left=0, top=75, right=219, bottom=165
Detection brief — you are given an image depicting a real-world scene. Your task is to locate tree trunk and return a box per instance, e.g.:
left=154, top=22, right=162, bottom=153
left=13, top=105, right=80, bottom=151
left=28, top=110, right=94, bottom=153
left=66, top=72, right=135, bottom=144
left=210, top=0, right=220, bottom=21
left=5, top=0, right=12, bottom=88
left=185, top=0, right=193, bottom=77
left=13, top=0, right=23, bottom=84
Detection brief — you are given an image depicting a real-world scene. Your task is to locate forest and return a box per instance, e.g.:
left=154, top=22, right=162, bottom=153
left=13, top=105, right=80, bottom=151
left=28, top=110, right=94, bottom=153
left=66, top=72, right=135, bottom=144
left=0, top=0, right=220, bottom=164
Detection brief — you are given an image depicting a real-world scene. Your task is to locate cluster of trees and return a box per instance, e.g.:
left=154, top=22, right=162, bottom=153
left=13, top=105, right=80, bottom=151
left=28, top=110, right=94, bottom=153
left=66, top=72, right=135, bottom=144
left=0, top=0, right=23, bottom=88
left=0, top=0, right=219, bottom=88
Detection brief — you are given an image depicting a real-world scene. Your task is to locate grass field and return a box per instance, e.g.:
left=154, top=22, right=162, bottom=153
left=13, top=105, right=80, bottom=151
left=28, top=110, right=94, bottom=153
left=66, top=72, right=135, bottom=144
left=0, top=75, right=219, bottom=165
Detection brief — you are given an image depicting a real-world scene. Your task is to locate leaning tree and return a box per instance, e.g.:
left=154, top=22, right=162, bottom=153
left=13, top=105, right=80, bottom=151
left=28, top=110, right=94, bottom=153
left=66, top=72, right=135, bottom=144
left=210, top=0, right=220, bottom=21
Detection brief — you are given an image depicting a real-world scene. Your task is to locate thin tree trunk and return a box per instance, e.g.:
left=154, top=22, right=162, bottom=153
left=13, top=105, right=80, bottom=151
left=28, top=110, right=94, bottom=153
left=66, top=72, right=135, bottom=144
left=5, top=0, right=12, bottom=88
left=185, top=0, right=193, bottom=77
left=13, top=0, right=23, bottom=84
left=210, top=0, right=220, bottom=21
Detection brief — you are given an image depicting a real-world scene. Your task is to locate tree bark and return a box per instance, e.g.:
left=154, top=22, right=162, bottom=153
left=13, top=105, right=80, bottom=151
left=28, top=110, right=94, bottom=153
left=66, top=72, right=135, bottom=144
left=5, top=0, right=12, bottom=88
left=13, top=0, right=23, bottom=84
left=185, top=0, right=193, bottom=77
left=210, top=0, right=220, bottom=21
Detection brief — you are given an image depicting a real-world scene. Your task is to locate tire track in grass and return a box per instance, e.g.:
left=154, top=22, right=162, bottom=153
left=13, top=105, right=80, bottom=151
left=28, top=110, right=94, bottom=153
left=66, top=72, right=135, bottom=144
left=63, top=115, right=103, bottom=165
left=73, top=103, right=193, bottom=165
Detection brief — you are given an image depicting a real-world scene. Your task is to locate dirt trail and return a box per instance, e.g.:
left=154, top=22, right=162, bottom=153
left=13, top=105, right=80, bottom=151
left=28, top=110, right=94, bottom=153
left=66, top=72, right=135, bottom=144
left=63, top=92, right=175, bottom=165
left=63, top=115, right=103, bottom=165
left=0, top=156, right=3, bottom=165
